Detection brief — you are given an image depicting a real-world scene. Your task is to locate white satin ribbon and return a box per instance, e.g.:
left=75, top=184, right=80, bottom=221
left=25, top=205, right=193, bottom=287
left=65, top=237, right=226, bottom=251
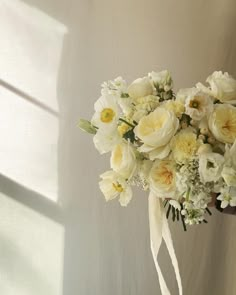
left=149, top=192, right=183, bottom=295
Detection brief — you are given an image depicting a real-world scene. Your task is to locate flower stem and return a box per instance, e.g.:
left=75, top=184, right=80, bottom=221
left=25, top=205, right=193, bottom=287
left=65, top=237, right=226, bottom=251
left=119, top=118, right=135, bottom=128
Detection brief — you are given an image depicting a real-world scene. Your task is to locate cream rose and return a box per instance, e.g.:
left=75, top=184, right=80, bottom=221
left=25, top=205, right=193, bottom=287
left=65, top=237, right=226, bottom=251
left=149, top=160, right=176, bottom=198
left=127, top=77, right=153, bottom=99
left=206, top=71, right=236, bottom=104
left=134, top=107, right=179, bottom=160
left=110, top=142, right=137, bottom=179
left=208, top=104, right=236, bottom=144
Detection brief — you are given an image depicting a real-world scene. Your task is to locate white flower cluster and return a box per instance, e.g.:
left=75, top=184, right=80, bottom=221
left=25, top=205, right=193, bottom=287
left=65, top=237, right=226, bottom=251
left=79, top=70, right=236, bottom=226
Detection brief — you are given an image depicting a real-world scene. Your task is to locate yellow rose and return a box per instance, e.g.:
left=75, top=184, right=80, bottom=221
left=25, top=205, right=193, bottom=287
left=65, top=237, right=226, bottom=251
left=208, top=104, right=236, bottom=143
left=149, top=160, right=176, bottom=198
left=171, top=128, right=199, bottom=163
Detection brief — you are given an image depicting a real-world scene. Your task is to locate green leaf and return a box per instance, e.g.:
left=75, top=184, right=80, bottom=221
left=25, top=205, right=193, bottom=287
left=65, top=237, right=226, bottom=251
left=123, top=129, right=136, bottom=143
left=78, top=119, right=97, bottom=134
left=121, top=93, right=129, bottom=98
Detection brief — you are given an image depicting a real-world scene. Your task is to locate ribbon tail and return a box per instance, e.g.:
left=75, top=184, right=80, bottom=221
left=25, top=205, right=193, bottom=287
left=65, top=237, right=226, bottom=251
left=163, top=210, right=183, bottom=295
left=149, top=192, right=182, bottom=295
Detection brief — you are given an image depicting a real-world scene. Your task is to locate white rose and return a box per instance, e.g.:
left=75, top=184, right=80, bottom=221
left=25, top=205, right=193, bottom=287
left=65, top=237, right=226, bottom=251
left=99, top=171, right=132, bottom=206
left=185, top=88, right=213, bottom=120
left=149, top=160, right=177, bottom=198
left=199, top=152, right=225, bottom=183
left=149, top=70, right=173, bottom=91
left=127, top=77, right=153, bottom=99
left=110, top=142, right=137, bottom=179
left=206, top=71, right=236, bottom=104
left=134, top=107, right=179, bottom=160
left=208, top=104, right=236, bottom=144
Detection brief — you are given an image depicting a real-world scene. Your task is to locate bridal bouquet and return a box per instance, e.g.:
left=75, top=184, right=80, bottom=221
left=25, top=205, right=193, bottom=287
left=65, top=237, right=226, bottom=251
left=79, top=70, right=236, bottom=229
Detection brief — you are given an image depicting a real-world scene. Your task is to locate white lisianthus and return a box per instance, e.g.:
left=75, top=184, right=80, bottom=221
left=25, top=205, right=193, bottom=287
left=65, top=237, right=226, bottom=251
left=127, top=77, right=154, bottom=99
left=99, top=171, right=132, bottom=206
left=93, top=128, right=122, bottom=154
left=199, top=152, right=225, bottom=183
left=171, top=128, right=199, bottom=163
left=134, top=107, right=179, bottom=160
left=149, top=70, right=173, bottom=91
left=217, top=186, right=236, bottom=208
left=149, top=160, right=177, bottom=198
left=208, top=104, right=236, bottom=144
left=206, top=71, right=236, bottom=104
left=110, top=141, right=137, bottom=179
left=185, top=88, right=213, bottom=120
left=91, top=95, right=119, bottom=129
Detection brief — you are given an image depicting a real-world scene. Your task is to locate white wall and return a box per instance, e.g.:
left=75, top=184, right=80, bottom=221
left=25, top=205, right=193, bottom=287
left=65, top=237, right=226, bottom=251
left=1, top=0, right=236, bottom=294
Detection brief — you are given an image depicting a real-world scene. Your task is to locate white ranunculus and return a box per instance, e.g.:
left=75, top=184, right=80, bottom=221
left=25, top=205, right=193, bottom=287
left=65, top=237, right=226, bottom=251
left=134, top=107, right=179, bottom=160
left=127, top=77, right=153, bottom=99
left=91, top=95, right=120, bottom=129
left=93, top=128, right=122, bottom=154
left=149, top=70, right=173, bottom=91
left=206, top=71, right=236, bottom=104
left=110, top=142, right=137, bottom=179
left=185, top=88, right=213, bottom=120
left=208, top=104, right=236, bottom=144
left=149, top=160, right=177, bottom=198
left=99, top=171, right=132, bottom=206
left=199, top=152, right=225, bottom=183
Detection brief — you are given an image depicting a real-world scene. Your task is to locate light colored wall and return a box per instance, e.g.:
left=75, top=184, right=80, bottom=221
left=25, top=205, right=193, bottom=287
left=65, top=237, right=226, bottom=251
left=1, top=0, right=236, bottom=294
